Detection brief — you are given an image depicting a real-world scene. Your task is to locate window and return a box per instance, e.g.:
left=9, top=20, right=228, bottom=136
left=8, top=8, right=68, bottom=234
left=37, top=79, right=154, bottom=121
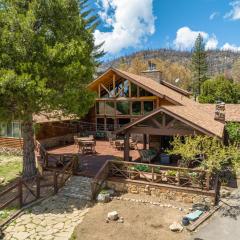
left=116, top=101, right=130, bottom=115
left=131, top=83, right=138, bottom=97
left=96, top=102, right=105, bottom=115
left=106, top=102, right=115, bottom=115
left=0, top=121, right=21, bottom=138
left=144, top=101, right=154, bottom=113
left=132, top=101, right=141, bottom=115
left=139, top=87, right=153, bottom=97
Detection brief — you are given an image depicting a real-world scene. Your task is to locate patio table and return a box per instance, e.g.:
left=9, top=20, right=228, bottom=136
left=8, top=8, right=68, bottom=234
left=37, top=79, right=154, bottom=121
left=78, top=139, right=96, bottom=154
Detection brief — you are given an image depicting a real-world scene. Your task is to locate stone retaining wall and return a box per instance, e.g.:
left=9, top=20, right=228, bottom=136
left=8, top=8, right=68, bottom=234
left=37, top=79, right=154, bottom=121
left=106, top=180, right=216, bottom=205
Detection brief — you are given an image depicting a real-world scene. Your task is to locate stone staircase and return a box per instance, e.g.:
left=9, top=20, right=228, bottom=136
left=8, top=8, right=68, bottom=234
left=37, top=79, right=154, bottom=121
left=58, top=176, right=93, bottom=201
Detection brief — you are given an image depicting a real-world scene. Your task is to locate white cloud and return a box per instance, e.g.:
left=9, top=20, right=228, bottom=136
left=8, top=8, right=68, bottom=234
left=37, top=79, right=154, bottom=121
left=94, top=0, right=156, bottom=54
left=209, top=12, right=219, bottom=20
left=221, top=43, right=240, bottom=51
left=174, top=27, right=208, bottom=50
left=174, top=27, right=219, bottom=50
left=205, top=35, right=218, bottom=50
left=224, top=1, right=240, bottom=20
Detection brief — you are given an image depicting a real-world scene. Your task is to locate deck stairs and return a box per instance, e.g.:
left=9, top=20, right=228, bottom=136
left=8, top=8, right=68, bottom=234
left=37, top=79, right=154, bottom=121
left=58, top=176, right=93, bottom=201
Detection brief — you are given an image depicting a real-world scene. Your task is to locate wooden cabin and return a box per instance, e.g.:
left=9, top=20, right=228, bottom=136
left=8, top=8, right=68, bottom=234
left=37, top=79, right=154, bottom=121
left=0, top=67, right=240, bottom=151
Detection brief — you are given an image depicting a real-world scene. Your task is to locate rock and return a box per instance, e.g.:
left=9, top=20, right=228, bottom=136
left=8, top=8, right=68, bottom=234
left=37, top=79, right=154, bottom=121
left=117, top=217, right=124, bottom=223
left=0, top=177, right=5, bottom=184
left=107, top=211, right=119, bottom=221
left=169, top=222, right=183, bottom=232
left=220, top=189, right=231, bottom=198
left=97, top=193, right=111, bottom=203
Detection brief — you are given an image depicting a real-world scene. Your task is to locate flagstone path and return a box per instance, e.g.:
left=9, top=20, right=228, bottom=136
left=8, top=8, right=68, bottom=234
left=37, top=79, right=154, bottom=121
left=3, top=176, right=93, bottom=240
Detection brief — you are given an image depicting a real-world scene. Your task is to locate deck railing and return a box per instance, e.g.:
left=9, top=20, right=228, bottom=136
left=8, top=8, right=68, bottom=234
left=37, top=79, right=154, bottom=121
left=108, top=160, right=213, bottom=191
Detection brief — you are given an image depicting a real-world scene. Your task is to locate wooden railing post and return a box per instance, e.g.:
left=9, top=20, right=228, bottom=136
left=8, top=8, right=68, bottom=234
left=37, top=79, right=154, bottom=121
left=36, top=175, right=40, bottom=199
left=206, top=172, right=210, bottom=190
left=151, top=166, right=154, bottom=182
left=18, top=178, right=23, bottom=208
left=53, top=171, right=58, bottom=194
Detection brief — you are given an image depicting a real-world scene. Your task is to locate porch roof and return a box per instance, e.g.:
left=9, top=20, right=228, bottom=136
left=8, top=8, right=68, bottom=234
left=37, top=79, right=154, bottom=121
left=114, top=105, right=225, bottom=139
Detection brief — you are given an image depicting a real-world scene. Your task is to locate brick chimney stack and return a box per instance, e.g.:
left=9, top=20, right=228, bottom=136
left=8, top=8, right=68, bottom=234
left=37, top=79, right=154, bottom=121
left=214, top=102, right=225, bottom=122
left=141, top=61, right=162, bottom=83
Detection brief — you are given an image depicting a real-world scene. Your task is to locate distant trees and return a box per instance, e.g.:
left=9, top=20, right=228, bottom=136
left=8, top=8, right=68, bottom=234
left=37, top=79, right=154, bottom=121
left=191, top=34, right=208, bottom=98
left=232, top=59, right=240, bottom=83
left=198, top=75, right=240, bottom=103
left=118, top=57, right=192, bottom=90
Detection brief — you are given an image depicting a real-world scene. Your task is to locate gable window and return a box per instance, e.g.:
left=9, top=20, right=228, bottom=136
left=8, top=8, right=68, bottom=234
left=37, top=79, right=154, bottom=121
left=116, top=101, right=130, bottom=115
left=144, top=101, right=154, bottom=113
left=0, top=121, right=21, bottom=138
left=132, top=101, right=141, bottom=115
left=139, top=87, right=153, bottom=97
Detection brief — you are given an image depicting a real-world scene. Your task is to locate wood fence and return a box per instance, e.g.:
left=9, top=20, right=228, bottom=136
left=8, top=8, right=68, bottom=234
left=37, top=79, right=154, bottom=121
left=91, top=160, right=216, bottom=198
left=0, top=154, right=78, bottom=212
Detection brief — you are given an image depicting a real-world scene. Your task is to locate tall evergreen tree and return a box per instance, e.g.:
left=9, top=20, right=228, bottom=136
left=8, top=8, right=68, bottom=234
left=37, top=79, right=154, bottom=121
left=0, top=0, right=103, bottom=178
left=191, top=34, right=208, bottom=98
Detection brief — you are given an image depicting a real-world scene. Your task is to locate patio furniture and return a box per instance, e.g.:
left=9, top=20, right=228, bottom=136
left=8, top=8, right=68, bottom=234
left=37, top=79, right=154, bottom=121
left=78, top=139, right=96, bottom=154
left=130, top=139, right=138, bottom=150
left=138, top=149, right=157, bottom=163
left=115, top=139, right=124, bottom=150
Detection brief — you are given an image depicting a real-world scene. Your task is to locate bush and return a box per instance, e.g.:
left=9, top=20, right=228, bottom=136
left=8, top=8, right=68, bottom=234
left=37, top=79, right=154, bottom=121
left=226, top=122, right=240, bottom=144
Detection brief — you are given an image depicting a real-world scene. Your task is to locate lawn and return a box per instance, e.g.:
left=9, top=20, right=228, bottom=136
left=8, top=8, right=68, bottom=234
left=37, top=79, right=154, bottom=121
left=0, top=155, right=22, bottom=186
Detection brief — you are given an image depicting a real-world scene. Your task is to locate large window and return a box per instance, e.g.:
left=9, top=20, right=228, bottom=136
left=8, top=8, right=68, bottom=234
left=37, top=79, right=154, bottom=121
left=132, top=101, right=141, bottom=115
left=0, top=121, right=21, bottom=138
left=139, top=87, right=153, bottom=97
left=106, top=101, right=115, bottom=115
left=96, top=101, right=105, bottom=115
left=131, top=83, right=138, bottom=97
left=144, top=101, right=154, bottom=113
left=116, top=101, right=130, bottom=115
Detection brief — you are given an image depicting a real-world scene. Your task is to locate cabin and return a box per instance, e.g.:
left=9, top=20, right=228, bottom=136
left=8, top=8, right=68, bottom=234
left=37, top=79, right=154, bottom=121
left=1, top=66, right=240, bottom=204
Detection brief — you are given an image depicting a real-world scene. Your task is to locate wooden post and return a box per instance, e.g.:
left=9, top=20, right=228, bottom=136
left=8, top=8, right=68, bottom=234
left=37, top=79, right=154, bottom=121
left=53, top=171, right=58, bottom=194
left=129, top=81, right=131, bottom=98
left=36, top=175, right=40, bottom=199
left=143, top=134, right=147, bottom=149
left=151, top=167, right=154, bottom=182
left=124, top=132, right=130, bottom=161
left=98, top=84, right=101, bottom=98
left=18, top=178, right=23, bottom=208
left=206, top=172, right=210, bottom=190
left=113, top=74, right=116, bottom=97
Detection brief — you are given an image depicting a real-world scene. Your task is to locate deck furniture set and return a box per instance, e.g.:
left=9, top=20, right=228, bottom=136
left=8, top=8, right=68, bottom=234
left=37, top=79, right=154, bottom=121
left=74, top=135, right=96, bottom=154
left=108, top=137, right=138, bottom=151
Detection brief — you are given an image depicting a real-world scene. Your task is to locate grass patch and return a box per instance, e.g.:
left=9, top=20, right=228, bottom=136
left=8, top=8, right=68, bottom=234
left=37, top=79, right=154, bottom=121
left=0, top=155, right=22, bottom=186
left=0, top=207, right=18, bottom=223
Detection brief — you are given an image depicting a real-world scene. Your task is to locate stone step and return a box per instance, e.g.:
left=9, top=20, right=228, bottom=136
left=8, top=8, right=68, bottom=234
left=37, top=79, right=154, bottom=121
left=58, top=176, right=93, bottom=201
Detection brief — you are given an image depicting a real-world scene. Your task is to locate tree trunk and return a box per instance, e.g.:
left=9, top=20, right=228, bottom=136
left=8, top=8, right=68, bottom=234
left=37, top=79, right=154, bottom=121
left=22, top=116, right=37, bottom=178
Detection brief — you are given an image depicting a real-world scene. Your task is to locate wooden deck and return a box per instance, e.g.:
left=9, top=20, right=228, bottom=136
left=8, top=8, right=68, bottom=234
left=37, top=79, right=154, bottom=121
left=46, top=141, right=142, bottom=178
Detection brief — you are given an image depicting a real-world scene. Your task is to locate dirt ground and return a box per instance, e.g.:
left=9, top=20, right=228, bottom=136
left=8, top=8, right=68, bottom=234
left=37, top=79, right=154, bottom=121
left=73, top=196, right=191, bottom=240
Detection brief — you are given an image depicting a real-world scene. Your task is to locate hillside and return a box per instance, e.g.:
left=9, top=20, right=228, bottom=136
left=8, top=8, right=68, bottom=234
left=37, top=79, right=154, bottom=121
left=99, top=49, right=240, bottom=90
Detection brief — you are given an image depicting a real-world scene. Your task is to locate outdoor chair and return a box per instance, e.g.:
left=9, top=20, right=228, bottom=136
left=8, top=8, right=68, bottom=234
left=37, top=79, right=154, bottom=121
left=130, top=139, right=138, bottom=150
left=115, top=140, right=124, bottom=151
left=139, top=149, right=157, bottom=163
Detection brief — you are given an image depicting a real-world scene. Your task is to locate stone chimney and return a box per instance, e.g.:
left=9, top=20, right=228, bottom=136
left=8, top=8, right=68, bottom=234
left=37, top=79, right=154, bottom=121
left=141, top=61, right=162, bottom=83
left=214, top=102, right=225, bottom=122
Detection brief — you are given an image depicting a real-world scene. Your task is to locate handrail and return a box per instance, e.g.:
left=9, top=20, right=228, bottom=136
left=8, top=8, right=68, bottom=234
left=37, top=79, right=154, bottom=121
left=108, top=160, right=209, bottom=174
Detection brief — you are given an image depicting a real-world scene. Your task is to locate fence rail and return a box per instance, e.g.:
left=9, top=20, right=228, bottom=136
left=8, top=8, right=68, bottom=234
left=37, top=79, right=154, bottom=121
left=108, top=160, right=213, bottom=190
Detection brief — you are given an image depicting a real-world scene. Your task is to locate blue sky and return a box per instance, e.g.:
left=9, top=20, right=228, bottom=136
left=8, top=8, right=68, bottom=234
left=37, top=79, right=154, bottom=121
left=91, top=0, right=240, bottom=60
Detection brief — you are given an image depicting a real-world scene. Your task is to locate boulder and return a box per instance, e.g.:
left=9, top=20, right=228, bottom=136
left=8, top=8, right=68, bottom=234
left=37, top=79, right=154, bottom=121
left=220, top=189, right=231, bottom=198
left=97, top=193, right=111, bottom=203
left=107, top=211, right=119, bottom=221
left=169, top=222, right=183, bottom=232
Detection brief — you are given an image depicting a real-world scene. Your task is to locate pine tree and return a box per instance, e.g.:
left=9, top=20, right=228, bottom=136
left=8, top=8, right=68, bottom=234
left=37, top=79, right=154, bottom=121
left=0, top=0, right=103, bottom=178
left=191, top=34, right=208, bottom=98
